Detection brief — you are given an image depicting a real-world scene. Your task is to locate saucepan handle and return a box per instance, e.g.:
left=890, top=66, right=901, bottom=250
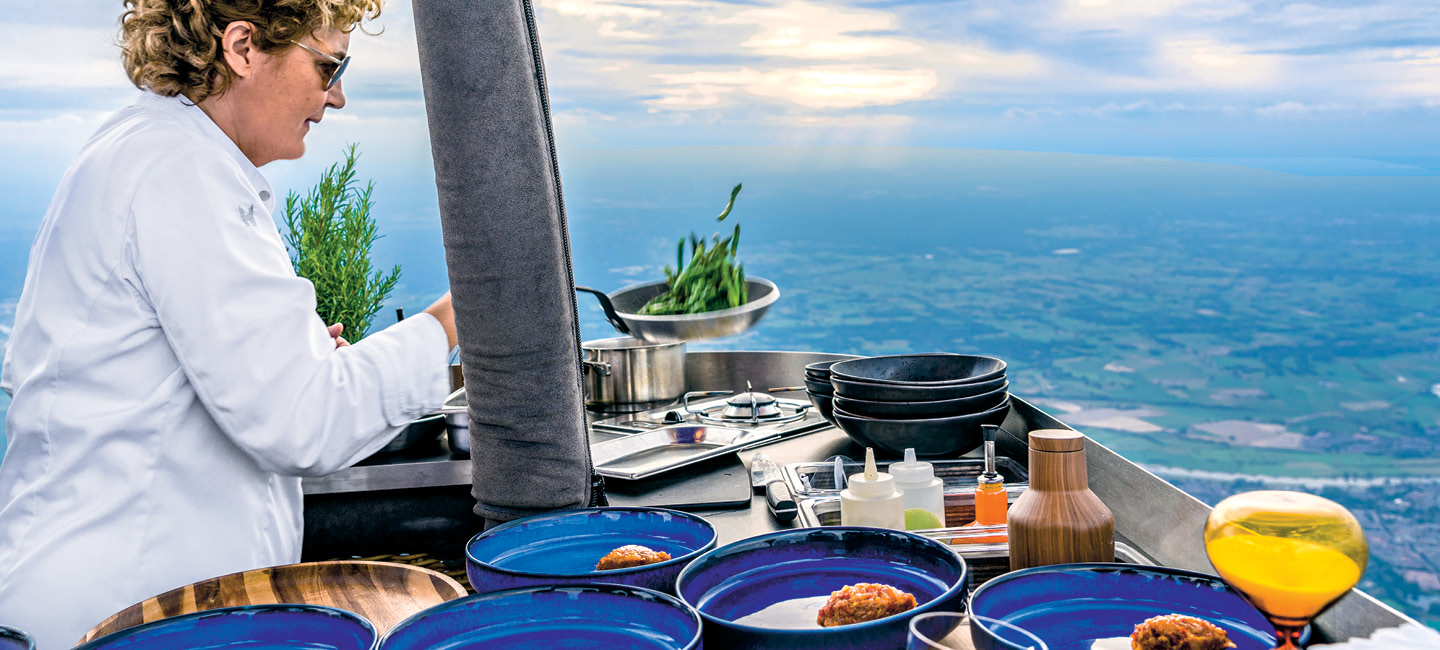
left=581, top=360, right=612, bottom=376
left=575, top=286, right=631, bottom=335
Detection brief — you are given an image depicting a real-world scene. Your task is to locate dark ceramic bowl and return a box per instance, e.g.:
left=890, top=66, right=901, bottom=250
left=803, top=377, right=834, bottom=396
left=379, top=584, right=701, bottom=650
left=834, top=383, right=1008, bottom=419
left=0, top=626, right=33, bottom=650
left=830, top=354, right=1007, bottom=387
left=73, top=605, right=376, bottom=650
left=806, top=390, right=835, bottom=426
left=832, top=399, right=1010, bottom=458
left=969, top=563, right=1304, bottom=650
left=804, top=360, right=841, bottom=378
left=465, top=507, right=717, bottom=596
left=676, top=527, right=968, bottom=650
left=831, top=374, right=1007, bottom=402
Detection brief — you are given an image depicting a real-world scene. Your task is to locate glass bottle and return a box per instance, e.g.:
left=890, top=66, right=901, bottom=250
left=961, top=425, right=1007, bottom=543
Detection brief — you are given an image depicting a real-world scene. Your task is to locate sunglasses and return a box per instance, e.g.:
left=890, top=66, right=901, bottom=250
left=291, top=40, right=350, bottom=90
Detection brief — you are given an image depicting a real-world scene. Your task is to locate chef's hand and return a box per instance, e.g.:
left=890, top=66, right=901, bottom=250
left=326, top=323, right=351, bottom=348
left=422, top=291, right=459, bottom=351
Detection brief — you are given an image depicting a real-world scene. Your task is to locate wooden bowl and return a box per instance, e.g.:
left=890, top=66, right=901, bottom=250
left=79, top=560, right=466, bottom=644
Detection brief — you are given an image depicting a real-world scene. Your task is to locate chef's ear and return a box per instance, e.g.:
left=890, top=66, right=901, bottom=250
left=218, top=21, right=260, bottom=80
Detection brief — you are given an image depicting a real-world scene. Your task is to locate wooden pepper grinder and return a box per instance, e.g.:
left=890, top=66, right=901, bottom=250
left=1007, top=429, right=1114, bottom=571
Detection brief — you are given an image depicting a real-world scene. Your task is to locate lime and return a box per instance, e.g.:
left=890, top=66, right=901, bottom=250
left=904, top=508, right=943, bottom=530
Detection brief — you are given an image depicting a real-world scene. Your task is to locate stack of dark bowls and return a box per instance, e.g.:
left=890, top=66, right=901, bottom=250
left=802, top=360, right=841, bottom=425
left=827, top=353, right=1010, bottom=458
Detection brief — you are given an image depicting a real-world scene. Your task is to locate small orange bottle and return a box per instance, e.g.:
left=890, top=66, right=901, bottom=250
left=960, top=425, right=1008, bottom=544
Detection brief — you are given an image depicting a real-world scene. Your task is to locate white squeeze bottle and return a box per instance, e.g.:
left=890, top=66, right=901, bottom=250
left=840, top=448, right=906, bottom=530
left=890, top=448, right=946, bottom=530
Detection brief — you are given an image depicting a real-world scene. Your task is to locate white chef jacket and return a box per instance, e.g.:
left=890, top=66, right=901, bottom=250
left=0, top=92, right=450, bottom=648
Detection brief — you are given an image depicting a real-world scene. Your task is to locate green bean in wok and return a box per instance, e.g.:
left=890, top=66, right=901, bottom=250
left=638, top=184, right=750, bottom=316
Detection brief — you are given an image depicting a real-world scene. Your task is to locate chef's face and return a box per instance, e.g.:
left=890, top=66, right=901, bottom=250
left=231, top=27, right=349, bottom=165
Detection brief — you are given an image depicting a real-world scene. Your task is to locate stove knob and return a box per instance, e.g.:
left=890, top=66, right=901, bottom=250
left=662, top=410, right=686, bottom=424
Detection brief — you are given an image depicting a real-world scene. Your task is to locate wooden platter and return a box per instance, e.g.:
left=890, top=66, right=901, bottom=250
left=79, top=560, right=466, bottom=644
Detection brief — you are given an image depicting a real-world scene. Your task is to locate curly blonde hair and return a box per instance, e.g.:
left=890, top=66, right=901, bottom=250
left=120, top=0, right=383, bottom=102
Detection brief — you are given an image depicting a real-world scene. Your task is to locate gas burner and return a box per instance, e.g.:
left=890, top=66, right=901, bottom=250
left=682, top=382, right=811, bottom=425
left=721, top=391, right=780, bottom=420
left=589, top=380, right=822, bottom=437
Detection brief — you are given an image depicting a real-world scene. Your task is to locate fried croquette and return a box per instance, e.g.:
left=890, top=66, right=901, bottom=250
left=595, top=544, right=671, bottom=571
left=815, top=583, right=917, bottom=627
left=1131, top=614, right=1237, bottom=650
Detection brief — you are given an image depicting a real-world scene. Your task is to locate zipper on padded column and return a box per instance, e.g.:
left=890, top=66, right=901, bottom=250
left=519, top=0, right=600, bottom=506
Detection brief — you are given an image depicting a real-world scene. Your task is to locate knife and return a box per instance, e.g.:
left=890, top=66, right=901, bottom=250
left=749, top=452, right=797, bottom=522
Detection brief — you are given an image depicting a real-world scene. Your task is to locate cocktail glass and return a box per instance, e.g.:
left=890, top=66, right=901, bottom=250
left=1203, top=490, right=1368, bottom=649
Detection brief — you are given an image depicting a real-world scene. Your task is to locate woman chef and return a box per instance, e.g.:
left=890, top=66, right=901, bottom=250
left=0, top=0, right=458, bottom=646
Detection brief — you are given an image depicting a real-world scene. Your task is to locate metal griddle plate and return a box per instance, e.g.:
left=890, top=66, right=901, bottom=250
left=590, top=424, right=775, bottom=480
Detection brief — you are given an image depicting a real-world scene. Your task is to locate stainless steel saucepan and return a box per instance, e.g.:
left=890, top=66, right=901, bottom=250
left=438, top=336, right=687, bottom=421
left=581, top=336, right=686, bottom=408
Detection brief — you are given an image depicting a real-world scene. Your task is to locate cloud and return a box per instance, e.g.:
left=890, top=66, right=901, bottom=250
left=1050, top=0, right=1253, bottom=29
left=550, top=0, right=666, bottom=21
left=786, top=114, right=913, bottom=127
left=1254, top=101, right=1346, bottom=117
left=0, top=24, right=129, bottom=91
left=1003, top=100, right=1206, bottom=119
left=1154, top=39, right=1279, bottom=88
left=4, top=0, right=1440, bottom=166
left=651, top=66, right=938, bottom=110
left=727, top=3, right=921, bottom=59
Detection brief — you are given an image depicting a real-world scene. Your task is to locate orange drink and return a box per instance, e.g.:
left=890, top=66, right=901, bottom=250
left=1203, top=491, right=1368, bottom=649
left=1206, top=534, right=1362, bottom=620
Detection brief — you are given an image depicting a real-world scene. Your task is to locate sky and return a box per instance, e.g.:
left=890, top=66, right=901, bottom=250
left=4, top=0, right=1440, bottom=237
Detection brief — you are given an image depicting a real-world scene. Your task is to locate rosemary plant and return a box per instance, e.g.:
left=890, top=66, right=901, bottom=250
left=282, top=143, right=400, bottom=340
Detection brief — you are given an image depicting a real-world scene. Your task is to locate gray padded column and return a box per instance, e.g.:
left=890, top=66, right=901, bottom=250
left=412, top=0, right=591, bottom=521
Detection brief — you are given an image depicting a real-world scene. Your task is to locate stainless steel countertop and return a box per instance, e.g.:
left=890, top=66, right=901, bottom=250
left=303, top=350, right=863, bottom=498
left=301, top=450, right=471, bottom=495
left=300, top=419, right=855, bottom=549
left=302, top=350, right=1416, bottom=640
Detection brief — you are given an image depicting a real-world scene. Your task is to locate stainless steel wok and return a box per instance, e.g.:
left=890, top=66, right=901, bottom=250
left=575, top=277, right=779, bottom=343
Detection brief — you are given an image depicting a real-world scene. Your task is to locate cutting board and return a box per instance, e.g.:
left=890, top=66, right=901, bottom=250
left=79, top=561, right=466, bottom=644
left=603, top=452, right=753, bottom=511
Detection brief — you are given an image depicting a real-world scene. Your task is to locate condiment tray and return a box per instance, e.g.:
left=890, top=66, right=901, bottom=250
left=784, top=456, right=1028, bottom=497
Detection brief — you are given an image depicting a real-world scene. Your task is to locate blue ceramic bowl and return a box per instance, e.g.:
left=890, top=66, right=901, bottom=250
left=0, top=626, right=34, bottom=650
left=676, top=527, right=969, bottom=650
left=969, top=563, right=1301, bottom=650
left=378, top=584, right=702, bottom=650
left=72, top=604, right=376, bottom=650
left=466, top=507, right=718, bottom=595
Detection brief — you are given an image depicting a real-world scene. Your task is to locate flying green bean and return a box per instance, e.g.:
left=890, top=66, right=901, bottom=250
left=638, top=184, right=750, bottom=316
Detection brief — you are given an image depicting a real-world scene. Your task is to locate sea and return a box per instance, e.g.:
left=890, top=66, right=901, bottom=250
left=2, top=145, right=1438, bottom=626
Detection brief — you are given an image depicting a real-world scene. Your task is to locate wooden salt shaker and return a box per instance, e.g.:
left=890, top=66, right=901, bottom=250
left=1007, top=429, right=1114, bottom=571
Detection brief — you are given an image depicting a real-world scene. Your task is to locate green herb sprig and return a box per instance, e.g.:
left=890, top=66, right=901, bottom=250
left=638, top=183, right=749, bottom=315
left=282, top=143, right=400, bottom=339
